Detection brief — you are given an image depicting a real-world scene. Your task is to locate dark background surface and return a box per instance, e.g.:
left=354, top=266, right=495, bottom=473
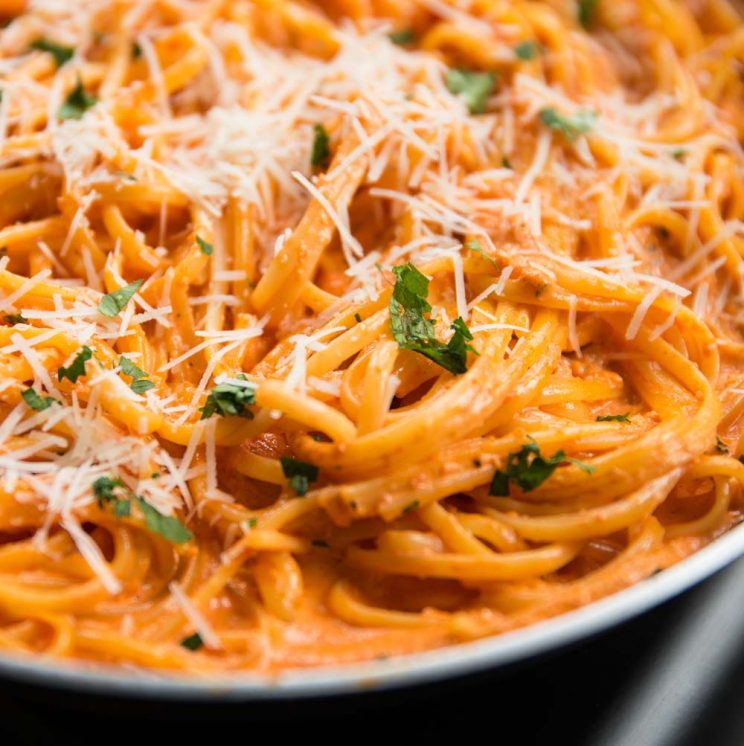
left=2, top=559, right=744, bottom=745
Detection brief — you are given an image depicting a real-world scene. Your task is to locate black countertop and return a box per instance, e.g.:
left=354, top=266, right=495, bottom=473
left=2, top=558, right=744, bottom=745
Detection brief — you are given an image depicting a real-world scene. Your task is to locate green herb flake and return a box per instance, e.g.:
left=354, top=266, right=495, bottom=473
left=92, top=475, right=191, bottom=541
left=466, top=238, right=498, bottom=267
left=58, top=345, right=92, bottom=383
left=311, top=539, right=330, bottom=548
left=596, top=413, right=631, bottom=423
left=389, top=262, right=478, bottom=375
left=280, top=456, right=318, bottom=496
left=403, top=500, right=420, bottom=514
left=30, top=38, right=74, bottom=68
left=98, top=279, right=142, bottom=318
left=514, top=40, right=541, bottom=60
left=578, top=0, right=599, bottom=29
left=388, top=28, right=416, bottom=46
left=135, top=496, right=192, bottom=543
left=131, top=41, right=142, bottom=59
left=58, top=77, right=97, bottom=120
left=4, top=313, right=28, bottom=325
left=311, top=123, right=331, bottom=169
left=180, top=633, right=203, bottom=651
left=489, top=438, right=594, bottom=496
left=196, top=235, right=213, bottom=256
left=539, top=107, right=596, bottom=140
left=200, top=374, right=256, bottom=420
left=672, top=149, right=686, bottom=161
left=501, top=156, right=512, bottom=169
left=92, top=475, right=125, bottom=507
left=119, top=355, right=156, bottom=394
left=354, top=312, right=362, bottom=323
left=716, top=436, right=729, bottom=454
left=444, top=68, right=496, bottom=115
left=21, top=387, right=58, bottom=411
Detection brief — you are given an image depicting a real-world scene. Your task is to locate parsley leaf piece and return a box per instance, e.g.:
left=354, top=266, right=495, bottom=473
left=466, top=238, right=498, bottom=267
left=489, top=439, right=594, bottom=496
left=113, top=498, right=131, bottom=518
left=389, top=262, right=477, bottom=374
left=92, top=475, right=125, bottom=507
left=354, top=312, right=362, bottom=323
left=119, top=355, right=155, bottom=394
left=502, top=156, right=512, bottom=169
left=200, top=374, right=256, bottom=420
left=181, top=632, right=203, bottom=651
left=596, top=413, right=631, bottom=423
left=403, top=500, right=420, bottom=514
left=92, top=476, right=191, bottom=542
left=31, top=38, right=74, bottom=67
left=131, top=378, right=155, bottom=394
left=196, top=235, right=213, bottom=256
left=135, top=496, right=193, bottom=543
left=58, top=77, right=97, bottom=120
left=388, top=28, right=416, bottom=46
left=514, top=40, right=541, bottom=60
left=280, top=456, right=318, bottom=496
left=539, top=107, right=596, bottom=140
left=21, top=387, right=58, bottom=411
left=444, top=69, right=495, bottom=114
left=119, top=356, right=147, bottom=380
left=4, top=313, right=28, bottom=325
left=716, top=436, right=729, bottom=454
left=58, top=345, right=92, bottom=383
left=98, top=279, right=142, bottom=317
left=578, top=0, right=599, bottom=29
left=311, top=123, right=331, bottom=169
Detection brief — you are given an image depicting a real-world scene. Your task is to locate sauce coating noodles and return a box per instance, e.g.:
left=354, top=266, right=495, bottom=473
left=0, top=0, right=743, bottom=674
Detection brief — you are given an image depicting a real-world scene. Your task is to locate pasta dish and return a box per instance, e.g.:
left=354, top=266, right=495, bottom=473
left=0, top=0, right=743, bottom=676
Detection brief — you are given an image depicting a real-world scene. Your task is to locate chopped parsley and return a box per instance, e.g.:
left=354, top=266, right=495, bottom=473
left=539, top=107, right=596, bottom=140
left=388, top=28, right=416, bottom=46
left=30, top=38, right=74, bottom=67
left=57, top=345, right=92, bottom=383
left=311, top=123, right=331, bottom=169
left=181, top=633, right=203, bottom=651
left=354, top=312, right=362, bottom=323
left=389, top=262, right=477, bottom=375
left=58, top=77, right=97, bottom=120
left=596, top=413, right=631, bottom=423
left=311, top=539, right=330, bottom=548
left=21, top=387, right=58, bottom=411
left=97, top=279, right=142, bottom=318
left=4, top=313, right=28, bottom=325
left=92, top=475, right=192, bottom=543
left=200, top=374, right=256, bottom=419
left=502, top=156, right=512, bottom=169
left=716, top=436, right=729, bottom=454
left=672, top=149, right=686, bottom=161
left=280, top=456, right=318, bottom=496
left=444, top=69, right=495, bottom=115
left=466, top=238, right=498, bottom=267
left=131, top=41, right=142, bottom=59
left=119, top=356, right=155, bottom=394
left=196, top=235, right=213, bottom=256
left=514, top=40, right=541, bottom=60
left=489, top=439, right=594, bottom=496
left=578, top=0, right=599, bottom=29
left=402, top=500, right=420, bottom=514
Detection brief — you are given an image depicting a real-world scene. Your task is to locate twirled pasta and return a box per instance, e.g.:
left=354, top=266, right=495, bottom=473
left=0, top=0, right=742, bottom=674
